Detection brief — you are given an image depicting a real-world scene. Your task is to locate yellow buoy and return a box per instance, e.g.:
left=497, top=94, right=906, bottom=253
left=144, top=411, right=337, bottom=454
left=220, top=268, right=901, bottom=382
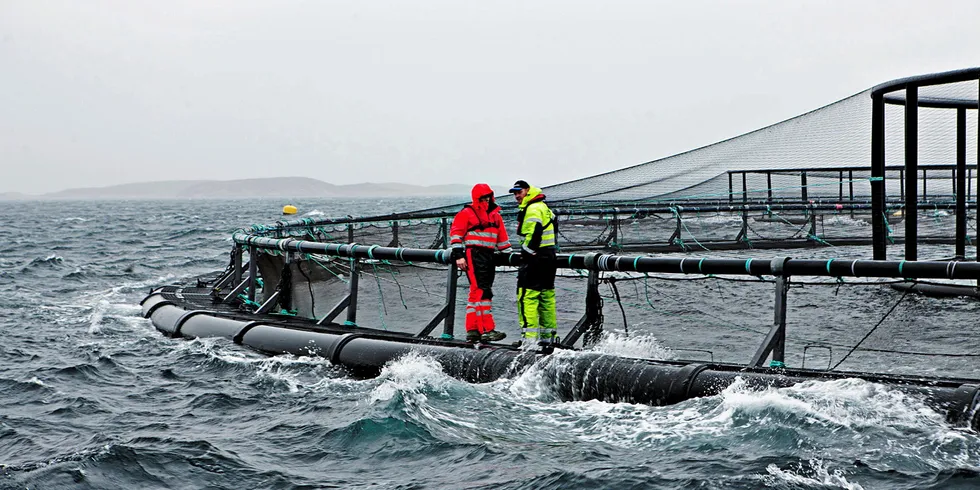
left=282, top=205, right=298, bottom=215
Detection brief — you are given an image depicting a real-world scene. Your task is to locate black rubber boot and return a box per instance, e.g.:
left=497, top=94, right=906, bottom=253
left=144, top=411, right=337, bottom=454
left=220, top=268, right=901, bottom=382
left=481, top=330, right=506, bottom=342
left=466, top=330, right=481, bottom=343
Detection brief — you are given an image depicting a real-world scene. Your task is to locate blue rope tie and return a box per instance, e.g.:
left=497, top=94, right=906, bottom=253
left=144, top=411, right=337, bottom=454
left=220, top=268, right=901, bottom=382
left=744, top=259, right=753, bottom=274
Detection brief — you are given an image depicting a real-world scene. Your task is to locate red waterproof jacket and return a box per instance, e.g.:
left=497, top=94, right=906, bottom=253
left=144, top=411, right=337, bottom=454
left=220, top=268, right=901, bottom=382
left=450, top=184, right=512, bottom=258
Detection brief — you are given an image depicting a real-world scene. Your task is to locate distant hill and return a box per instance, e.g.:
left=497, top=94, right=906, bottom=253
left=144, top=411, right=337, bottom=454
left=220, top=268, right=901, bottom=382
left=0, top=192, right=29, bottom=201
left=1, top=177, right=477, bottom=200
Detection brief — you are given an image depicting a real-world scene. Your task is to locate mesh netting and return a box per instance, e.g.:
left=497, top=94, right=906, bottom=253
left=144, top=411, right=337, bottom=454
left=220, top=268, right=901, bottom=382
left=228, top=70, right=980, bottom=378
left=538, top=82, right=978, bottom=204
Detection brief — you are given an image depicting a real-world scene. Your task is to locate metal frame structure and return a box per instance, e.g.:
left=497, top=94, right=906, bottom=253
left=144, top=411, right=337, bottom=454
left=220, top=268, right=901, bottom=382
left=870, top=68, right=980, bottom=261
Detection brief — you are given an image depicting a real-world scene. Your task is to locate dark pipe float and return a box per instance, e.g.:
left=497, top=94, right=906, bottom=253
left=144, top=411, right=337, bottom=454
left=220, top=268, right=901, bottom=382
left=141, top=287, right=980, bottom=431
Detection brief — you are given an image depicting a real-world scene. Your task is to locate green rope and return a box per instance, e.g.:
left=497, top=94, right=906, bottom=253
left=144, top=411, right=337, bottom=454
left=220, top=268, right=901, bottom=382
left=669, top=206, right=710, bottom=251
left=306, top=254, right=350, bottom=284
left=237, top=294, right=261, bottom=309
left=642, top=274, right=656, bottom=309
left=383, top=260, right=408, bottom=309
left=808, top=233, right=833, bottom=246
left=882, top=211, right=895, bottom=244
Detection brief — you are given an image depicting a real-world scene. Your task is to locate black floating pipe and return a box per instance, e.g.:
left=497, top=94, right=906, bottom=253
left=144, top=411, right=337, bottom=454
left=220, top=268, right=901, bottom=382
left=142, top=300, right=980, bottom=431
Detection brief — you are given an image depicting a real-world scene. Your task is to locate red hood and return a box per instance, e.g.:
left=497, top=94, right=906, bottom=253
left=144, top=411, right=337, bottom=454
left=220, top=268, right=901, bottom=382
left=470, top=183, right=494, bottom=203
left=469, top=183, right=497, bottom=214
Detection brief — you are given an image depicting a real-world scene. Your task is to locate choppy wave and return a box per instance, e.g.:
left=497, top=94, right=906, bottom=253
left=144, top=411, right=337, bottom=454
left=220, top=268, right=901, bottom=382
left=3, top=199, right=980, bottom=489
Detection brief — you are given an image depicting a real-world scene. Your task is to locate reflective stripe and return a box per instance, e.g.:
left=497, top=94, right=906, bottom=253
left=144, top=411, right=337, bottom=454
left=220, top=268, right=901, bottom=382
left=525, top=217, right=543, bottom=225
left=464, top=236, right=497, bottom=243
left=469, top=231, right=497, bottom=238
left=464, top=239, right=497, bottom=247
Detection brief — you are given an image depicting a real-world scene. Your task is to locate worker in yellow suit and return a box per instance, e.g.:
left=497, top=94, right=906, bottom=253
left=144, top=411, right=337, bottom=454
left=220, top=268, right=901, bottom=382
left=508, top=180, right=557, bottom=345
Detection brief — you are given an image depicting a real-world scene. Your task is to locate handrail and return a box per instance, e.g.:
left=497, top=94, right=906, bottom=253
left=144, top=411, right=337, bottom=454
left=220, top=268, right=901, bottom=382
left=232, top=234, right=980, bottom=280
left=245, top=198, right=969, bottom=236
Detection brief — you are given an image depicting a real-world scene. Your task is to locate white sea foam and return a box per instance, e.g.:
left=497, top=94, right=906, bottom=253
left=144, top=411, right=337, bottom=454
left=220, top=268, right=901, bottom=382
left=305, top=209, right=326, bottom=217
left=764, top=459, right=864, bottom=490
left=824, top=215, right=871, bottom=227
left=87, top=299, right=109, bottom=334
left=506, top=356, right=728, bottom=446
left=698, top=214, right=744, bottom=225
left=370, top=351, right=451, bottom=404
left=589, top=331, right=674, bottom=360
left=716, top=377, right=946, bottom=431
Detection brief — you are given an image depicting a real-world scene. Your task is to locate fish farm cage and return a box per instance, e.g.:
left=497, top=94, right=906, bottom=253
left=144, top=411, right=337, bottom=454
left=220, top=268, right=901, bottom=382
left=143, top=68, right=980, bottom=428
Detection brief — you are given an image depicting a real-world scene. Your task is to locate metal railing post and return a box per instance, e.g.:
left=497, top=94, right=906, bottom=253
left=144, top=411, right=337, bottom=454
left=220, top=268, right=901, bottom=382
left=346, top=258, right=359, bottom=325
left=233, top=244, right=243, bottom=285
left=443, top=263, right=458, bottom=337
left=247, top=245, right=257, bottom=303
left=750, top=257, right=790, bottom=367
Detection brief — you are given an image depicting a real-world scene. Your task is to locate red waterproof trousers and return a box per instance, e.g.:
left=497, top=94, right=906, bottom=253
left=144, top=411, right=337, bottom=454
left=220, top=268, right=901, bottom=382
left=464, top=247, right=496, bottom=334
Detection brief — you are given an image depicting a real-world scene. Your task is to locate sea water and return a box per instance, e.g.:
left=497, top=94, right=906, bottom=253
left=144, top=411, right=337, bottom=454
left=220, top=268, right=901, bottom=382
left=1, top=198, right=979, bottom=489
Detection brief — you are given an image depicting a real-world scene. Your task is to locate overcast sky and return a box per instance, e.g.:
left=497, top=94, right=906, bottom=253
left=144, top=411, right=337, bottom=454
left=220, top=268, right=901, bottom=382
left=2, top=0, right=978, bottom=195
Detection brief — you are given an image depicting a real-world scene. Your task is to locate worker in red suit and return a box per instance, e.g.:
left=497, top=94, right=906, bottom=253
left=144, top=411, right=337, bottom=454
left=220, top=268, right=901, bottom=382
left=450, top=184, right=512, bottom=342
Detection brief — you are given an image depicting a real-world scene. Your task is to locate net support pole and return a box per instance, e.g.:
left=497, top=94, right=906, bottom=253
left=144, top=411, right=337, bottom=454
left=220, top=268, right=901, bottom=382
left=750, top=257, right=789, bottom=367
left=442, top=262, right=458, bottom=337
left=346, top=258, right=359, bottom=325
left=872, top=90, right=888, bottom=260
left=807, top=204, right=817, bottom=240
left=728, top=173, right=734, bottom=204
left=388, top=221, right=399, bottom=247
left=233, top=244, right=243, bottom=285
left=415, top=262, right=458, bottom=338
left=956, top=107, right=967, bottom=259
left=247, top=245, right=257, bottom=303
left=905, top=84, right=919, bottom=262
left=767, top=172, right=773, bottom=207
left=441, top=218, right=449, bottom=249
left=737, top=174, right=748, bottom=243
left=801, top=172, right=808, bottom=203
left=838, top=171, right=844, bottom=202
left=562, top=269, right=602, bottom=348
left=668, top=210, right=683, bottom=248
